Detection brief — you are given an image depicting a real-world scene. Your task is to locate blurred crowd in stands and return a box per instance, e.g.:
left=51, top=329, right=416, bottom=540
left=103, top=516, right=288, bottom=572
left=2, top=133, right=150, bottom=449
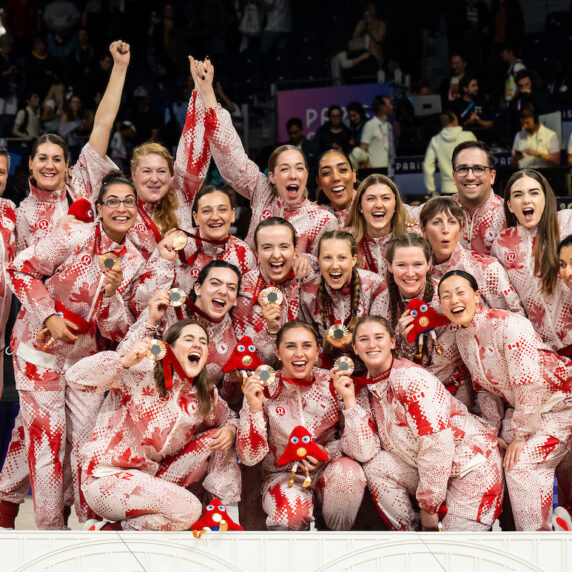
left=1, top=0, right=572, bottom=203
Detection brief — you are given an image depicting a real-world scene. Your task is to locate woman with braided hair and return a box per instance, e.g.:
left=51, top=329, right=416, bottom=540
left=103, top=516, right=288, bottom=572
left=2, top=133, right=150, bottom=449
left=346, top=173, right=420, bottom=278
left=379, top=232, right=474, bottom=408
left=299, top=230, right=386, bottom=370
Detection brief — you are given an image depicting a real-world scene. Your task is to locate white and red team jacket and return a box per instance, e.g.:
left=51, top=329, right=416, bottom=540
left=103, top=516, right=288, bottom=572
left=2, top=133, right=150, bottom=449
left=127, top=92, right=213, bottom=260
left=236, top=369, right=349, bottom=473
left=432, top=242, right=525, bottom=315
left=232, top=266, right=303, bottom=367
left=342, top=358, right=501, bottom=516
left=198, top=99, right=338, bottom=256
left=0, top=198, right=16, bottom=393
left=453, top=192, right=506, bottom=255
left=491, top=210, right=572, bottom=352
left=15, top=143, right=117, bottom=252
left=65, top=349, right=240, bottom=505
left=454, top=307, right=572, bottom=441
left=8, top=222, right=146, bottom=389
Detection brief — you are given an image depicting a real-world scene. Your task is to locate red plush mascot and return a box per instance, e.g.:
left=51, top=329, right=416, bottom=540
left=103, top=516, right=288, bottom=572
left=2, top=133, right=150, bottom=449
left=68, top=198, right=95, bottom=223
left=222, top=336, right=265, bottom=384
left=191, top=498, right=244, bottom=538
left=277, top=426, right=329, bottom=488
left=405, top=298, right=450, bottom=361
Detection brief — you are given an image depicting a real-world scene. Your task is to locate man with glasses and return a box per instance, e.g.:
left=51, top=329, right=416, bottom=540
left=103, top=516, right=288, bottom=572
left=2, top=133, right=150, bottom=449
left=451, top=140, right=506, bottom=255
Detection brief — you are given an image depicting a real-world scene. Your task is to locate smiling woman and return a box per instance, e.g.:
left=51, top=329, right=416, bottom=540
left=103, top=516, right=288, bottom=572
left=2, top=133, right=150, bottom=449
left=438, top=270, right=572, bottom=531
left=6, top=170, right=148, bottom=529
left=491, top=169, right=572, bottom=353
left=66, top=318, right=240, bottom=531
left=237, top=320, right=366, bottom=531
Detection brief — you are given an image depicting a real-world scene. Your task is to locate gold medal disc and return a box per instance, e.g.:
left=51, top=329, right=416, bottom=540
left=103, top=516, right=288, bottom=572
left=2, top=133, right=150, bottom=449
left=255, top=364, right=275, bottom=386
left=168, top=288, right=187, bottom=307
left=334, top=356, right=355, bottom=375
left=171, top=230, right=188, bottom=251
left=259, top=286, right=283, bottom=306
left=99, top=252, right=120, bottom=271
left=147, top=340, right=167, bottom=361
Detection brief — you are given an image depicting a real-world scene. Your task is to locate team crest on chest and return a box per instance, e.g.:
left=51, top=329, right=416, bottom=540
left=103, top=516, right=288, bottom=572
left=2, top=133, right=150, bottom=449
left=37, top=219, right=49, bottom=230
left=261, top=209, right=272, bottom=220
left=276, top=406, right=286, bottom=416
left=80, top=254, right=92, bottom=266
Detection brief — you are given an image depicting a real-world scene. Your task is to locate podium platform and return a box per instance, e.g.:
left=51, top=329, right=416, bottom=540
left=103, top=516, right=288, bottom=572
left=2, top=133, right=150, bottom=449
left=1, top=531, right=570, bottom=571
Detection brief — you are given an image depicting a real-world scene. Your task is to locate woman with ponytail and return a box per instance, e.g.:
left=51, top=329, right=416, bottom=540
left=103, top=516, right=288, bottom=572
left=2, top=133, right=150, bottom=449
left=381, top=233, right=474, bottom=407
left=299, top=230, right=386, bottom=369
left=66, top=319, right=240, bottom=531
left=491, top=169, right=572, bottom=353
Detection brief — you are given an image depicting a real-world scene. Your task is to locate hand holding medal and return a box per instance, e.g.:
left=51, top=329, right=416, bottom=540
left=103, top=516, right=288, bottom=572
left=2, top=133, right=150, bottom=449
left=326, top=323, right=352, bottom=349
left=258, top=287, right=283, bottom=335
left=99, top=253, right=124, bottom=297
left=330, top=356, right=356, bottom=407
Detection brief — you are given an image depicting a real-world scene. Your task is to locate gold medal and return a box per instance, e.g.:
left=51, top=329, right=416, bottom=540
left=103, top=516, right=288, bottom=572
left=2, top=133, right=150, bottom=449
left=259, top=286, right=283, bottom=306
left=147, top=340, right=167, bottom=361
left=255, top=364, right=275, bottom=386
left=334, top=356, right=355, bottom=375
left=167, top=288, right=186, bottom=307
left=99, top=252, right=120, bottom=271
left=170, top=230, right=188, bottom=251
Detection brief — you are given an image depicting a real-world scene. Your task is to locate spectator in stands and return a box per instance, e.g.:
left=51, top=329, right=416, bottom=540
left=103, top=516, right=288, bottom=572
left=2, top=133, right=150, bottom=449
left=451, top=76, right=494, bottom=139
left=499, top=43, right=525, bottom=103
left=2, top=0, right=41, bottom=57
left=507, top=69, right=557, bottom=138
left=510, top=104, right=560, bottom=169
left=43, top=0, right=80, bottom=35
left=423, top=110, right=476, bottom=196
left=12, top=92, right=41, bottom=140
left=0, top=35, right=19, bottom=136
left=347, top=101, right=367, bottom=148
left=59, top=93, right=95, bottom=161
left=352, top=95, right=394, bottom=175
left=24, top=37, right=58, bottom=101
left=286, top=117, right=317, bottom=195
left=313, top=104, right=352, bottom=154
left=439, top=53, right=468, bottom=107
left=351, top=2, right=385, bottom=69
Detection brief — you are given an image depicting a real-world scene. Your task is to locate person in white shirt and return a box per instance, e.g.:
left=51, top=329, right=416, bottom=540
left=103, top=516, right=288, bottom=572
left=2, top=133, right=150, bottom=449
left=423, top=110, right=476, bottom=195
left=510, top=104, right=560, bottom=169
left=352, top=95, right=394, bottom=174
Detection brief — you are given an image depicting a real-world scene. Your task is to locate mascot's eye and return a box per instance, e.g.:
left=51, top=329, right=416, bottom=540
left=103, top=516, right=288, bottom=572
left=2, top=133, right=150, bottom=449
left=302, top=435, right=310, bottom=443
left=238, top=345, right=245, bottom=352
left=88, top=209, right=93, bottom=217
left=420, top=304, right=428, bottom=312
left=206, top=504, right=214, bottom=511
left=218, top=505, right=226, bottom=512
left=291, top=436, right=299, bottom=444
left=411, top=310, right=417, bottom=317
left=248, top=345, right=256, bottom=352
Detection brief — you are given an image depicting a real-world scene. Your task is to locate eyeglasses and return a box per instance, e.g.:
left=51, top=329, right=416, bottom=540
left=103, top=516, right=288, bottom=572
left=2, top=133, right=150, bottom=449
left=454, top=165, right=492, bottom=177
left=100, top=197, right=137, bottom=209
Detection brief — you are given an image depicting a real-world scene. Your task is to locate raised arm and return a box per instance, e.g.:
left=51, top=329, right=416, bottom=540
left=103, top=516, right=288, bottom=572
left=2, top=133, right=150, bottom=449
left=191, top=57, right=268, bottom=201
left=89, top=41, right=130, bottom=157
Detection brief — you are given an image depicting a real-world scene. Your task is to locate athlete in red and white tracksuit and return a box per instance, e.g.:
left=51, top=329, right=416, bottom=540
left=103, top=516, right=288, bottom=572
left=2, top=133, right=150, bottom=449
left=0, top=198, right=16, bottom=390
left=452, top=191, right=506, bottom=255
left=66, top=348, right=240, bottom=530
left=127, top=91, right=212, bottom=260
left=376, top=281, right=474, bottom=408
left=15, top=143, right=117, bottom=252
left=299, top=269, right=386, bottom=339
left=138, top=230, right=256, bottom=306
left=454, top=307, right=572, bottom=531
left=491, top=210, right=572, bottom=352
left=236, top=369, right=365, bottom=530
left=232, top=266, right=303, bottom=367
left=198, top=103, right=337, bottom=256
left=5, top=222, right=146, bottom=529
left=432, top=243, right=524, bottom=315
left=342, top=358, right=503, bottom=530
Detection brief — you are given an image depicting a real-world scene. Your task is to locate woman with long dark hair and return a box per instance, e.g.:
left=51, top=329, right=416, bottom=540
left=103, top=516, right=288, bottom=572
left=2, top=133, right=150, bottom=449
left=67, top=319, right=240, bottom=531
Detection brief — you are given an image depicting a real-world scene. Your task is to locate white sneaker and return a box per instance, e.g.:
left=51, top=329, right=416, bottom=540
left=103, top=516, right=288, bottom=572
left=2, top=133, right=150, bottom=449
left=553, top=507, right=572, bottom=531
